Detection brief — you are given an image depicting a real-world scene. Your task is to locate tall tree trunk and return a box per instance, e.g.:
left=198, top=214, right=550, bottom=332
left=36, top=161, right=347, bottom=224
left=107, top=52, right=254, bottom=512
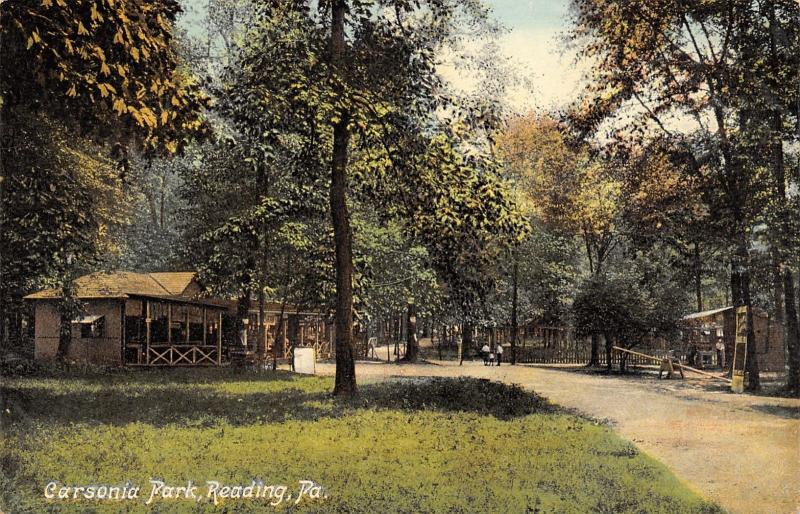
left=763, top=3, right=798, bottom=391
left=56, top=304, right=72, bottom=363
left=730, top=262, right=743, bottom=307
left=588, top=333, right=600, bottom=367
left=694, top=242, right=703, bottom=312
left=402, top=301, right=418, bottom=362
left=789, top=272, right=800, bottom=394
left=460, top=321, right=472, bottom=366
left=437, top=323, right=444, bottom=360
left=733, top=239, right=760, bottom=391
left=771, top=248, right=785, bottom=325
left=236, top=292, right=250, bottom=350
left=0, top=299, right=7, bottom=347
left=511, top=258, right=518, bottom=365
left=257, top=288, right=266, bottom=362
left=329, top=0, right=356, bottom=396
left=145, top=192, right=159, bottom=227
left=55, top=278, right=76, bottom=363
left=273, top=299, right=288, bottom=371
left=603, top=332, right=613, bottom=370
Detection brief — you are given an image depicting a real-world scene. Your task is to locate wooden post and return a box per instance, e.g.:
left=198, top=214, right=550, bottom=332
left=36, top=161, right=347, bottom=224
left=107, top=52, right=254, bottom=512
left=202, top=307, right=207, bottom=345
left=217, top=311, right=223, bottom=365
left=283, top=314, right=289, bottom=355
left=260, top=311, right=267, bottom=356
left=167, top=303, right=172, bottom=344
left=145, top=301, right=151, bottom=365
left=120, top=301, right=126, bottom=365
left=185, top=308, right=190, bottom=343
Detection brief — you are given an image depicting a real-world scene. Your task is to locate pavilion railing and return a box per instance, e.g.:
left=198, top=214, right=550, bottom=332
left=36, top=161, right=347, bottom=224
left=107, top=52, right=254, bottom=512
left=145, top=344, right=222, bottom=366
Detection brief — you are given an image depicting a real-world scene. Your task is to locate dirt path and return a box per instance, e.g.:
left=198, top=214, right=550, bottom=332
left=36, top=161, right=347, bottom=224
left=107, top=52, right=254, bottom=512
left=316, top=359, right=800, bottom=514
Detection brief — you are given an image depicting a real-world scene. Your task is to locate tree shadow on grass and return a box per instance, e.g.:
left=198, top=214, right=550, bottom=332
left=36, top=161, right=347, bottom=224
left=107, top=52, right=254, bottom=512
left=748, top=403, right=800, bottom=419
left=9, top=364, right=317, bottom=384
left=1, top=371, right=559, bottom=430
left=352, top=377, right=559, bottom=420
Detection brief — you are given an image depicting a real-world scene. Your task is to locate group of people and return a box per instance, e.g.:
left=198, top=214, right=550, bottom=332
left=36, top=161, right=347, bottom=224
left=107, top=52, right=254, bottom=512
left=480, top=343, right=504, bottom=366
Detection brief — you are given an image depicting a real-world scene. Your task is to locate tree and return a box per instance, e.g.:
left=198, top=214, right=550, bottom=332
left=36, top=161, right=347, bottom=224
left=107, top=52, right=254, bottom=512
left=1, top=0, right=209, bottom=353
left=222, top=0, right=522, bottom=394
left=573, top=256, right=688, bottom=372
left=566, top=0, right=800, bottom=390
left=0, top=112, right=129, bottom=350
left=498, top=113, right=621, bottom=365
left=1, top=0, right=210, bottom=155
left=729, top=0, right=800, bottom=394
left=352, top=213, right=442, bottom=363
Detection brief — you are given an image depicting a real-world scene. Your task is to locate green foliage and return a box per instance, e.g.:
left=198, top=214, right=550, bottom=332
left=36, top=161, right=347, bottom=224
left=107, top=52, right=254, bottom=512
left=568, top=0, right=800, bottom=386
left=215, top=0, right=528, bottom=329
left=176, top=137, right=334, bottom=307
left=0, top=0, right=210, bottom=349
left=0, top=0, right=210, bottom=154
left=353, top=213, right=442, bottom=322
left=572, top=258, right=689, bottom=348
left=0, top=111, right=130, bottom=327
left=1, top=369, right=722, bottom=513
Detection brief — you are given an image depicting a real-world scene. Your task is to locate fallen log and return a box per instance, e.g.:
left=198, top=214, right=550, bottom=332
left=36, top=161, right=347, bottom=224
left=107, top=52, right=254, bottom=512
left=612, top=346, right=732, bottom=384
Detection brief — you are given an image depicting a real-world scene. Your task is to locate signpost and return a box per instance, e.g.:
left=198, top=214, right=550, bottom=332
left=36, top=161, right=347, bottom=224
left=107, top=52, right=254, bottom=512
left=731, top=306, right=748, bottom=393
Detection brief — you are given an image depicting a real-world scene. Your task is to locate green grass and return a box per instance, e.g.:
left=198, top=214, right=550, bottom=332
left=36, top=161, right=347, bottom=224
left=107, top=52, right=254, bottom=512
left=1, top=367, right=722, bottom=513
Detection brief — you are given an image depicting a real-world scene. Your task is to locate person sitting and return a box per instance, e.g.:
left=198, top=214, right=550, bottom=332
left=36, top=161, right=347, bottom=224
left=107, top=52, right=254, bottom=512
left=481, top=343, right=490, bottom=365
left=659, top=350, right=685, bottom=379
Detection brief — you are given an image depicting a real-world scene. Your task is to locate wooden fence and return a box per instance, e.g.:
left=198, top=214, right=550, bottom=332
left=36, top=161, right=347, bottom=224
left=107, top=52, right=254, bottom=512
left=513, top=343, right=671, bottom=367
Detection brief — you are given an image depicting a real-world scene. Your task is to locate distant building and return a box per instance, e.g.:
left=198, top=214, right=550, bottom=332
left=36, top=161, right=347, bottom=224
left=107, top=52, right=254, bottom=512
left=681, top=306, right=785, bottom=372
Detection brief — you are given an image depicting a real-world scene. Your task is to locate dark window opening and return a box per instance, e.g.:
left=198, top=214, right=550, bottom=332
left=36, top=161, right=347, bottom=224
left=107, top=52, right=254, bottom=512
left=79, top=318, right=104, bottom=338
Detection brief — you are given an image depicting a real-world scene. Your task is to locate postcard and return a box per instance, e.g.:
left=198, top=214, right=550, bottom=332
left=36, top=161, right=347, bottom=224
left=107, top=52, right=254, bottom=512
left=1, top=1, right=798, bottom=513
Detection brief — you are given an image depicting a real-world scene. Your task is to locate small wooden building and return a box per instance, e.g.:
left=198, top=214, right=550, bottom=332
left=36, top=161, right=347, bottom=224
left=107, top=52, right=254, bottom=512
left=681, top=306, right=785, bottom=372
left=236, top=302, right=332, bottom=360
left=25, top=271, right=227, bottom=366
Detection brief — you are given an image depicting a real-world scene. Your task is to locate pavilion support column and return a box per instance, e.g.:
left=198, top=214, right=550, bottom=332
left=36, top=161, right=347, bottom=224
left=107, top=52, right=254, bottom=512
left=167, top=304, right=172, bottom=344
left=185, top=309, right=190, bottom=343
left=217, top=311, right=223, bottom=365
left=315, top=319, right=320, bottom=352
left=202, top=307, right=207, bottom=345
left=145, top=301, right=151, bottom=365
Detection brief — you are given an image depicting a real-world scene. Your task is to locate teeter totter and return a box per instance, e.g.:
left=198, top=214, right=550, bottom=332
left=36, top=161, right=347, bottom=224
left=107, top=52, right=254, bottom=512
left=612, top=346, right=732, bottom=384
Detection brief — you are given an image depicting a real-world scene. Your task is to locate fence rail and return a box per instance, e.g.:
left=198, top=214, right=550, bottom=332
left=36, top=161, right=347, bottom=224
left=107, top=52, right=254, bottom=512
left=145, top=344, right=221, bottom=366
left=514, top=344, right=671, bottom=366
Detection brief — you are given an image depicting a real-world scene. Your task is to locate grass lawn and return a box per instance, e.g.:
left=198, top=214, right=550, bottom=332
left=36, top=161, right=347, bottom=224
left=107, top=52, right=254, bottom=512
left=1, top=367, right=722, bottom=513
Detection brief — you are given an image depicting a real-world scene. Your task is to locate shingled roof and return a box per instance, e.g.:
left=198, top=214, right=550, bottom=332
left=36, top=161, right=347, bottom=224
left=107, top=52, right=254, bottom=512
left=24, top=271, right=200, bottom=300
left=149, top=272, right=198, bottom=296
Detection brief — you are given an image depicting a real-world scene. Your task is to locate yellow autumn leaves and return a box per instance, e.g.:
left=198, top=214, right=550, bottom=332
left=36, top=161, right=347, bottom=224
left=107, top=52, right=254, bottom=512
left=11, top=0, right=209, bottom=155
left=497, top=113, right=621, bottom=238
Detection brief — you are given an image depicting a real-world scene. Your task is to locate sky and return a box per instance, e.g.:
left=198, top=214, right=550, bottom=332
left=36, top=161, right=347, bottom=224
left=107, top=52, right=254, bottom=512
left=465, top=0, right=585, bottom=112
left=179, top=0, right=584, bottom=112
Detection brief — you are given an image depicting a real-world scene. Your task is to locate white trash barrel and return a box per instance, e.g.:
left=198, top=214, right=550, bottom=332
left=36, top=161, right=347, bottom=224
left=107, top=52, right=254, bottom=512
left=293, top=347, right=316, bottom=375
